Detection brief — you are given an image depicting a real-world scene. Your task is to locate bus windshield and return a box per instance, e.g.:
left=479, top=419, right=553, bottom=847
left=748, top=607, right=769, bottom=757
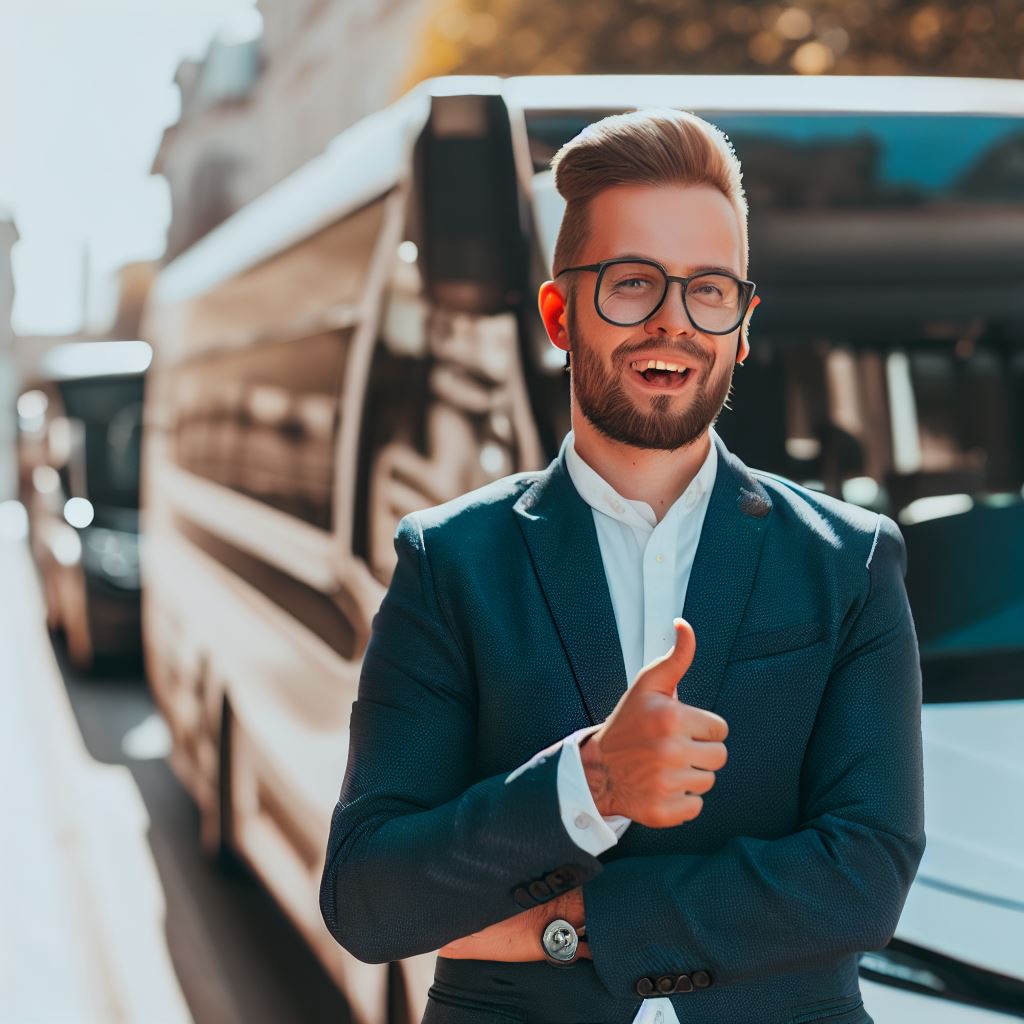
left=58, top=375, right=144, bottom=528
left=526, top=110, right=1024, bottom=692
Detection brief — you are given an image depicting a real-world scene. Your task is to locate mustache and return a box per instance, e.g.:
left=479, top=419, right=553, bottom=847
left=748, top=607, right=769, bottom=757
left=613, top=340, right=710, bottom=368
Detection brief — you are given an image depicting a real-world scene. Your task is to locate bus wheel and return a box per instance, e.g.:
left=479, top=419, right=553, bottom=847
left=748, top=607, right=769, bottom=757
left=387, top=960, right=408, bottom=1024
left=209, top=698, right=245, bottom=876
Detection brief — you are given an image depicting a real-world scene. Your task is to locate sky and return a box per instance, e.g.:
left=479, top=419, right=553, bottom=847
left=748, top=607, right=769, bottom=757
left=0, top=0, right=258, bottom=336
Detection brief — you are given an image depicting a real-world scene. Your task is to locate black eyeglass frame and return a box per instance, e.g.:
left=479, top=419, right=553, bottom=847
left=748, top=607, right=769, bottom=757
left=555, top=258, right=757, bottom=335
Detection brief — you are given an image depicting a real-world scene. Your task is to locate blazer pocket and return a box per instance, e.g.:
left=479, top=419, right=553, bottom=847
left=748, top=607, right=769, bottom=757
left=790, top=993, right=870, bottom=1024
left=728, top=620, right=828, bottom=663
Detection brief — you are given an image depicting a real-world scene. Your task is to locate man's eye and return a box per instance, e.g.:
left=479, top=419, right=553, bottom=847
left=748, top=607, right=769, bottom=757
left=614, top=277, right=653, bottom=290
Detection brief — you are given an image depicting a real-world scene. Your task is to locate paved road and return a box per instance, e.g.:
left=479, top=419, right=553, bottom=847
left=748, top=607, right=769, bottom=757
left=1, top=520, right=363, bottom=1024
left=53, top=638, right=359, bottom=1024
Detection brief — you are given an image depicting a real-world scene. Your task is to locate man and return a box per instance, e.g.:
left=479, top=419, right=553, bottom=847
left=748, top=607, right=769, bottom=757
left=319, top=108, right=925, bottom=1024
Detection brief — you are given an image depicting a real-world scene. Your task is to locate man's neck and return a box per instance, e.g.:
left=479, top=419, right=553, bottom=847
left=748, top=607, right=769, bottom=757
left=570, top=410, right=712, bottom=524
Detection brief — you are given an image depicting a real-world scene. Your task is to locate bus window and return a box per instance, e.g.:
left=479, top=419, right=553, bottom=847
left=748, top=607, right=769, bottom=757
left=169, top=329, right=347, bottom=532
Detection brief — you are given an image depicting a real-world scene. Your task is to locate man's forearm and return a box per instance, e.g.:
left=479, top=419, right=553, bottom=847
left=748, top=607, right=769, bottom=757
left=320, top=515, right=606, bottom=965
left=437, top=886, right=590, bottom=961
left=321, top=752, right=603, bottom=964
left=583, top=818, right=924, bottom=997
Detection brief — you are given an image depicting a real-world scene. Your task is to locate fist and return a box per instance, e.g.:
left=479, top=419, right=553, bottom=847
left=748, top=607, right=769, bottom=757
left=580, top=618, right=728, bottom=829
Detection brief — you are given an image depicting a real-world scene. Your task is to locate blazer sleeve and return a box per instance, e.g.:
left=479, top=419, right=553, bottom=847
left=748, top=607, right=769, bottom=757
left=318, top=513, right=603, bottom=964
left=580, top=513, right=927, bottom=996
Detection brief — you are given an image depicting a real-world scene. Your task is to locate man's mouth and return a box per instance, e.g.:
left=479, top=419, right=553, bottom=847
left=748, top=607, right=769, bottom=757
left=628, top=358, right=695, bottom=390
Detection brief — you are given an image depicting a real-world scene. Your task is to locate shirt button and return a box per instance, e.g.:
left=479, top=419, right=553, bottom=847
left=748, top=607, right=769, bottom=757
left=655, top=553, right=664, bottom=563
left=574, top=813, right=592, bottom=830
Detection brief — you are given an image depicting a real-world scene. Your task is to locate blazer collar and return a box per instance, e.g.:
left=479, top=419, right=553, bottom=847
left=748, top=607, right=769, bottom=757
left=513, top=430, right=773, bottom=724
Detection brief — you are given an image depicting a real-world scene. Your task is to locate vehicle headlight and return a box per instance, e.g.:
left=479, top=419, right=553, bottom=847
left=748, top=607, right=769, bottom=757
left=81, top=527, right=141, bottom=589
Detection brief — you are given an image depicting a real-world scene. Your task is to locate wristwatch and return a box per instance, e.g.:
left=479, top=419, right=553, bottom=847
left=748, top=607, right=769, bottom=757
left=540, top=918, right=587, bottom=967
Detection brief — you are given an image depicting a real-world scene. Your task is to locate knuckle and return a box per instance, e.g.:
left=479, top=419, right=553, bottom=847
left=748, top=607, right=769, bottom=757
left=652, top=777, right=671, bottom=798
left=656, top=771, right=680, bottom=796
left=683, top=794, right=704, bottom=819
left=650, top=806, right=675, bottom=829
left=693, top=741, right=727, bottom=770
left=692, top=707, right=728, bottom=741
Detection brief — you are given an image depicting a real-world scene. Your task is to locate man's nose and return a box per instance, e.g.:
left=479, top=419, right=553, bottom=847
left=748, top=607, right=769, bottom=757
left=644, top=280, right=698, bottom=336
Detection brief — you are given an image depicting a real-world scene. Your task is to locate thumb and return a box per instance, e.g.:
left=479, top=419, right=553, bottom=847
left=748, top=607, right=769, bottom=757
left=631, top=618, right=696, bottom=699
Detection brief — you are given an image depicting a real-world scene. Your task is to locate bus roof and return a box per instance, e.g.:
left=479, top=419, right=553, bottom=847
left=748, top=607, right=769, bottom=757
left=501, top=74, right=1024, bottom=116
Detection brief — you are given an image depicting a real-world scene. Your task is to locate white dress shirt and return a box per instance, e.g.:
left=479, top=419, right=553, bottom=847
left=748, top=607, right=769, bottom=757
left=505, top=426, right=719, bottom=1024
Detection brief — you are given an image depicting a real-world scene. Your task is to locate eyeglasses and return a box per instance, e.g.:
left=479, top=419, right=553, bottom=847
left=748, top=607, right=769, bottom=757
left=555, top=258, right=757, bottom=335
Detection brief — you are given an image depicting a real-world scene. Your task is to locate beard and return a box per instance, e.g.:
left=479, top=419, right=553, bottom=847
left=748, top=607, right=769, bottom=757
left=567, top=299, right=737, bottom=452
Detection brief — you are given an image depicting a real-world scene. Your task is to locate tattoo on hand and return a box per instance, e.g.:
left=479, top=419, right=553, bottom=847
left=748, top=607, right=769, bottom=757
left=582, top=744, right=614, bottom=813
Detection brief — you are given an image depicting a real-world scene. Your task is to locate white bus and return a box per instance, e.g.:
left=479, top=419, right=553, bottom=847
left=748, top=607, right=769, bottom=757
left=140, top=75, right=1024, bottom=1023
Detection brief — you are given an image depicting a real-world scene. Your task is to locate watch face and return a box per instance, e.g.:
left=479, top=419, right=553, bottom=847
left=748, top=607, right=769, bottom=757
left=542, top=918, right=579, bottom=963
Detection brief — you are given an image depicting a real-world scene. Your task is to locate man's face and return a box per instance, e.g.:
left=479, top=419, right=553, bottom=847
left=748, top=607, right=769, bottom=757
left=565, top=183, right=747, bottom=452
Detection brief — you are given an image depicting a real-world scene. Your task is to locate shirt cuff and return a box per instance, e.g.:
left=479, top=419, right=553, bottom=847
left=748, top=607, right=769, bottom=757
left=504, top=727, right=632, bottom=855
left=559, top=726, right=631, bottom=855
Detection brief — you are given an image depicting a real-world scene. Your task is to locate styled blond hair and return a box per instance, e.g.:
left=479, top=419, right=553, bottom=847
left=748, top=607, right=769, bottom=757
left=550, top=107, right=749, bottom=281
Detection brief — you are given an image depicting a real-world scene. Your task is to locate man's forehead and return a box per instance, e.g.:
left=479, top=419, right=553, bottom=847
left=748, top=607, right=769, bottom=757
left=602, top=253, right=740, bottom=277
left=584, top=183, right=742, bottom=275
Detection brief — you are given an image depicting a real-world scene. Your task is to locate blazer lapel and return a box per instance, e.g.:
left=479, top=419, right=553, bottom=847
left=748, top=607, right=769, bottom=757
left=679, top=430, right=773, bottom=714
left=513, top=436, right=628, bottom=726
left=513, top=430, right=773, bottom=727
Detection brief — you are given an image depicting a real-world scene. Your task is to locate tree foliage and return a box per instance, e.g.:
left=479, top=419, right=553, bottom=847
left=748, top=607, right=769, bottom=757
left=400, top=0, right=1023, bottom=91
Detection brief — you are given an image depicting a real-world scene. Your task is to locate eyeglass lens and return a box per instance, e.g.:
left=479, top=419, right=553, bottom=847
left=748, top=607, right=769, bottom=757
left=598, top=262, right=745, bottom=331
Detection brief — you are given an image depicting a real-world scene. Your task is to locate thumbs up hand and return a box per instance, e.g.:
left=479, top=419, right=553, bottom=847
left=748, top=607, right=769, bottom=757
left=579, top=618, right=729, bottom=829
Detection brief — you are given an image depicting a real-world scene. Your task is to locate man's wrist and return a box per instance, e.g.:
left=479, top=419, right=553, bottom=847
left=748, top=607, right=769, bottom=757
left=556, top=885, right=586, bottom=927
left=579, top=733, right=616, bottom=817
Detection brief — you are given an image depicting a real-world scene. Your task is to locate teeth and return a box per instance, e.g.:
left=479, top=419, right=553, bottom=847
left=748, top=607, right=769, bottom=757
left=630, top=359, right=689, bottom=374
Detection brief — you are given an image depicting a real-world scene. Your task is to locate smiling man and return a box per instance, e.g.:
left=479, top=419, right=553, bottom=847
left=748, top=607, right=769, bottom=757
left=320, top=108, right=925, bottom=1024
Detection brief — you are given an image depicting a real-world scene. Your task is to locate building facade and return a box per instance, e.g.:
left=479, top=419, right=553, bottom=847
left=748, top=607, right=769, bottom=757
left=152, top=0, right=427, bottom=262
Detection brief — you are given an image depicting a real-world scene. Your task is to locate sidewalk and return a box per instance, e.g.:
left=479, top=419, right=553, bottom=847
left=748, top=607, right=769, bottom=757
left=0, top=522, right=192, bottom=1024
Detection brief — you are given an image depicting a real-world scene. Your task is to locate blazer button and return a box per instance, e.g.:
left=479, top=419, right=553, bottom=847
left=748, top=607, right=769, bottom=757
left=655, top=975, right=675, bottom=994
left=512, top=887, right=533, bottom=909
left=544, top=870, right=567, bottom=892
left=528, top=879, right=552, bottom=902
left=692, top=969, right=713, bottom=988
left=560, top=863, right=586, bottom=885
left=635, top=977, right=655, bottom=996
left=674, top=974, right=693, bottom=993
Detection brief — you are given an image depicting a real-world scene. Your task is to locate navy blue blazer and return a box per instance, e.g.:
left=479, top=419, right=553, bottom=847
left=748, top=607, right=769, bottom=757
left=320, top=430, right=926, bottom=1024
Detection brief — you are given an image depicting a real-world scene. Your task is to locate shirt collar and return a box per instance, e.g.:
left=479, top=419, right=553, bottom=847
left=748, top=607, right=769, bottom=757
left=565, top=427, right=719, bottom=533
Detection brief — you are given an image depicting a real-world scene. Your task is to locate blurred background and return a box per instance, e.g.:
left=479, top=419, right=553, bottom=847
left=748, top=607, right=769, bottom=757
left=1, top=1, right=1023, bottom=1022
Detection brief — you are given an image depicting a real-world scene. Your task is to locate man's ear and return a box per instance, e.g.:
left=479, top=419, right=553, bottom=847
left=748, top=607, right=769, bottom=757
left=538, top=281, right=570, bottom=353
left=737, top=296, right=761, bottom=364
